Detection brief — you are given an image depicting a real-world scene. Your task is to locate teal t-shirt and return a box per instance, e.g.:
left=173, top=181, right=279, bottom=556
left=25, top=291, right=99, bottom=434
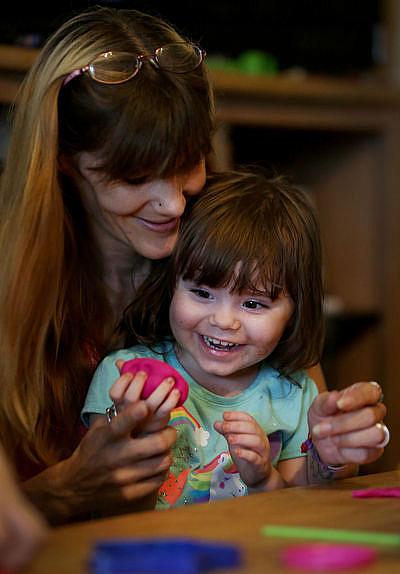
left=82, top=341, right=318, bottom=509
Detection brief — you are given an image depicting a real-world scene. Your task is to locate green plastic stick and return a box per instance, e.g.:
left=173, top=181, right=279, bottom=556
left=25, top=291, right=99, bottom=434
left=261, top=525, right=400, bottom=547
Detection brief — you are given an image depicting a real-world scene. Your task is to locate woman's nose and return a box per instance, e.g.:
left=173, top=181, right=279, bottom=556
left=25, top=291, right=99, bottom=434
left=155, top=160, right=206, bottom=214
left=209, top=304, right=241, bottom=331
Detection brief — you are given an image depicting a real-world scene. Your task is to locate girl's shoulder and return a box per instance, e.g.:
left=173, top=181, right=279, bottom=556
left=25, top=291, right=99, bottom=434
left=100, top=340, right=172, bottom=367
left=257, top=363, right=318, bottom=399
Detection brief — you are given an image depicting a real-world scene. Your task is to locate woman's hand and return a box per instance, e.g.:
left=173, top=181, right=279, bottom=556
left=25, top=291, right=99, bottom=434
left=0, top=447, right=47, bottom=570
left=23, top=400, right=176, bottom=524
left=308, top=381, right=388, bottom=467
left=214, top=411, right=274, bottom=488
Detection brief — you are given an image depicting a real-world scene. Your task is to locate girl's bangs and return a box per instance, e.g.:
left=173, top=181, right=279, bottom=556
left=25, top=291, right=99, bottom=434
left=177, top=226, right=285, bottom=299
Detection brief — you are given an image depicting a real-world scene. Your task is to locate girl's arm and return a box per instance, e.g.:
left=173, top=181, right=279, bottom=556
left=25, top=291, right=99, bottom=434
left=277, top=455, right=357, bottom=487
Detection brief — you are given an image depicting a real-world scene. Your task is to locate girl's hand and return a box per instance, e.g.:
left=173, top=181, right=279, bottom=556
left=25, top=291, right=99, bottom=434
left=214, top=411, right=272, bottom=487
left=111, top=360, right=181, bottom=433
left=23, top=400, right=176, bottom=523
left=308, top=381, right=388, bottom=466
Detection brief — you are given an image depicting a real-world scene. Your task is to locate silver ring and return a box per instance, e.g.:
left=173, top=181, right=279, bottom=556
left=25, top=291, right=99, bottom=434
left=106, top=402, right=118, bottom=424
left=376, top=423, right=390, bottom=448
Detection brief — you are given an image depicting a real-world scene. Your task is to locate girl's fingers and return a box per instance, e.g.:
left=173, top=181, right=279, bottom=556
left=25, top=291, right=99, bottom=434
left=115, top=359, right=125, bottom=372
left=222, top=411, right=254, bottom=422
left=154, top=388, right=180, bottom=418
left=123, top=371, right=147, bottom=404
left=227, top=432, right=267, bottom=456
left=216, top=420, right=260, bottom=436
left=144, top=378, right=175, bottom=413
left=109, top=372, right=135, bottom=403
left=109, top=370, right=146, bottom=406
left=230, top=445, right=261, bottom=465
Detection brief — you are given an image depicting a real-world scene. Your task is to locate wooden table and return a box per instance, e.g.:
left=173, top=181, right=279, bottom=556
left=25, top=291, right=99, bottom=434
left=25, top=470, right=400, bottom=573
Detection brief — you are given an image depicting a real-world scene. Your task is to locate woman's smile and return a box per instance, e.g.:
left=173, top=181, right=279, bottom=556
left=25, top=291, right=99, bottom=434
left=135, top=215, right=180, bottom=234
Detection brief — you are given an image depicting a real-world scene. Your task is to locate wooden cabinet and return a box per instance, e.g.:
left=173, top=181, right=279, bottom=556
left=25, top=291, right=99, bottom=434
left=1, top=47, right=399, bottom=472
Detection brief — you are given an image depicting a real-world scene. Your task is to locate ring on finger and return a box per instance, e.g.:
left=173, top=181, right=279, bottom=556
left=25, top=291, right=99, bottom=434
left=375, top=423, right=390, bottom=448
left=106, top=402, right=118, bottom=424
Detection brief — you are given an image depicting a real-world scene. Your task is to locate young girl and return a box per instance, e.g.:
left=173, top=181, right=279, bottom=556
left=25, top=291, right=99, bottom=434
left=83, top=169, right=389, bottom=509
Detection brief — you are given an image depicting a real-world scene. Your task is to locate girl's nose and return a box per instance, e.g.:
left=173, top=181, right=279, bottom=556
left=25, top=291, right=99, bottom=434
left=209, top=304, right=241, bottom=331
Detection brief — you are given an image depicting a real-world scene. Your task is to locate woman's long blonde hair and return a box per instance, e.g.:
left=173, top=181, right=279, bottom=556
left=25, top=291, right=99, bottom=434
left=0, top=6, right=214, bottom=470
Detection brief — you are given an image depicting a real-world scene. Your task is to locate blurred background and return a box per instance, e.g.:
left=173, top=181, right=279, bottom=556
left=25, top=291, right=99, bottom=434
left=0, top=1, right=399, bottom=472
left=0, top=1, right=384, bottom=75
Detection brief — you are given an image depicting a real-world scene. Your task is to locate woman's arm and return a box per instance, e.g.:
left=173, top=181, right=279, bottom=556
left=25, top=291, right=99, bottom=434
left=22, top=401, right=175, bottom=524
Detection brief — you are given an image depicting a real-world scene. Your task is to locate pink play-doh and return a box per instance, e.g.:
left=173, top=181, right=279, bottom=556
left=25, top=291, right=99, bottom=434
left=281, top=543, right=377, bottom=572
left=120, top=358, right=189, bottom=406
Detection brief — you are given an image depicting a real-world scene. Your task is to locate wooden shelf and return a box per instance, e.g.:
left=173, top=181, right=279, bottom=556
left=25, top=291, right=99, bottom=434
left=210, top=68, right=400, bottom=107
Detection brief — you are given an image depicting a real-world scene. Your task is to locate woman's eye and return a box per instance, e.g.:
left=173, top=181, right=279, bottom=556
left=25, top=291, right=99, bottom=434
left=190, top=288, right=211, bottom=299
left=124, top=176, right=149, bottom=186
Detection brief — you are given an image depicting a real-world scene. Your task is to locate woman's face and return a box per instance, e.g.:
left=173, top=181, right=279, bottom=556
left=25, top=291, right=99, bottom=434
left=71, top=152, right=206, bottom=260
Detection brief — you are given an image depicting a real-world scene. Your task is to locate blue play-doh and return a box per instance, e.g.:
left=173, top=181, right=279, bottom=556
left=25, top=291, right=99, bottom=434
left=89, top=537, right=242, bottom=574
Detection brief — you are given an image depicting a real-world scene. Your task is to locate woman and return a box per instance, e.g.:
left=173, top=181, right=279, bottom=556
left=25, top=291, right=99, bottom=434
left=0, top=6, right=213, bottom=523
left=0, top=6, right=387, bottom=524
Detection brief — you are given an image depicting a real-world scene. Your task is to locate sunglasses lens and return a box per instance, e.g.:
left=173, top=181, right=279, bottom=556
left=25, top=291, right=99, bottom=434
left=90, top=51, right=139, bottom=83
left=155, top=43, right=203, bottom=72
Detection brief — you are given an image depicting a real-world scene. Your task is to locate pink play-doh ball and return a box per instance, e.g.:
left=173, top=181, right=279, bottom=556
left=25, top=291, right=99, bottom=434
left=281, top=543, right=377, bottom=571
left=120, top=358, right=189, bottom=406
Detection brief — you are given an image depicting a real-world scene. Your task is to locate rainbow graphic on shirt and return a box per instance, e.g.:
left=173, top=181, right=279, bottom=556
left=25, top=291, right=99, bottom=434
left=159, top=405, right=252, bottom=507
left=169, top=405, right=201, bottom=430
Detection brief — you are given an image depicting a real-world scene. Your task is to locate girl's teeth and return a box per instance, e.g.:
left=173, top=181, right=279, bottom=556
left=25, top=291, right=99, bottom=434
left=203, top=335, right=237, bottom=350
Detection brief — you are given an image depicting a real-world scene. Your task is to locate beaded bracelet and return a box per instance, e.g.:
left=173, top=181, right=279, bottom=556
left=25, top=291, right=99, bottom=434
left=301, top=433, right=346, bottom=479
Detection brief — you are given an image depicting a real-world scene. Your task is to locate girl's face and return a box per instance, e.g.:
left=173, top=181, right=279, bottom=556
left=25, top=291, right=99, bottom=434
left=71, top=152, right=206, bottom=260
left=169, top=275, right=294, bottom=390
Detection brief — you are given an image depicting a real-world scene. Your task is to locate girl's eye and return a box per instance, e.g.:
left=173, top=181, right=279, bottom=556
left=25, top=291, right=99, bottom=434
left=190, top=288, right=212, bottom=299
left=243, top=300, right=266, bottom=310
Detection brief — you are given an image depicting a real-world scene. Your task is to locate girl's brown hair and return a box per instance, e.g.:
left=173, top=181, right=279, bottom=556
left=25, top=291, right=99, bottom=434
left=125, top=168, right=325, bottom=376
left=0, top=6, right=214, bottom=470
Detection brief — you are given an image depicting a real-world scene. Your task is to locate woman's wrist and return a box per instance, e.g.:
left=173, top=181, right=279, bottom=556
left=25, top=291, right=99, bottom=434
left=21, top=457, right=82, bottom=525
left=301, top=434, right=358, bottom=483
